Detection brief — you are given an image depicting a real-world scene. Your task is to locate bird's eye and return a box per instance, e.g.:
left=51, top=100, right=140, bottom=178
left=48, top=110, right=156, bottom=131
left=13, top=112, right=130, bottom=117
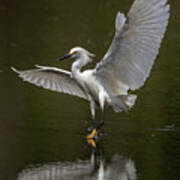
left=71, top=51, right=77, bottom=55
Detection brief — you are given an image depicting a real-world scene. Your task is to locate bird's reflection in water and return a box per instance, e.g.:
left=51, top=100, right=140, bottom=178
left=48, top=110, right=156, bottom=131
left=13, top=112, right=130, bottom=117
left=17, top=140, right=136, bottom=180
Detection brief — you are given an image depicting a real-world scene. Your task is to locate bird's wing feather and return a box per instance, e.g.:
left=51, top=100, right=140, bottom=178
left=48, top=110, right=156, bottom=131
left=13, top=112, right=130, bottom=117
left=95, top=0, right=170, bottom=94
left=11, top=65, right=87, bottom=100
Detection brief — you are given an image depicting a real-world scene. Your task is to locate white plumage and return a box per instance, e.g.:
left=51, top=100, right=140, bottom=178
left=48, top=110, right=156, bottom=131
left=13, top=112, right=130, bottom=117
left=12, top=0, right=170, bottom=136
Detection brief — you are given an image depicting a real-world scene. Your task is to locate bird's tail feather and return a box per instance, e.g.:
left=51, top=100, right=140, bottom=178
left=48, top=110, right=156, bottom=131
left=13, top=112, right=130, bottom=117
left=111, top=94, right=137, bottom=112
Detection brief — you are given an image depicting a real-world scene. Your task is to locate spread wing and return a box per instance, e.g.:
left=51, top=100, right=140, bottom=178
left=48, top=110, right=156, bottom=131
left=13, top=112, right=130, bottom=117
left=95, top=0, right=170, bottom=94
left=11, top=65, right=87, bottom=100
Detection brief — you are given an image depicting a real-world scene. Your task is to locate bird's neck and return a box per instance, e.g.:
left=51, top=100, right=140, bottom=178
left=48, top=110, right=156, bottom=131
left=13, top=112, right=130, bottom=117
left=71, top=57, right=88, bottom=78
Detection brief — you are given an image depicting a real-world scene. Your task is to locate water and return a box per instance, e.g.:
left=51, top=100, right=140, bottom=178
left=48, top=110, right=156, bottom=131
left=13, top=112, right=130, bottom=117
left=0, top=0, right=180, bottom=180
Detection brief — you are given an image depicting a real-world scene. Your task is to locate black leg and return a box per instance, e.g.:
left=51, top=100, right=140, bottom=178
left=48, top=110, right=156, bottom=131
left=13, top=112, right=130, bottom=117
left=87, top=100, right=104, bottom=139
left=88, top=100, right=96, bottom=132
left=97, top=110, right=104, bottom=130
left=88, top=117, right=96, bottom=132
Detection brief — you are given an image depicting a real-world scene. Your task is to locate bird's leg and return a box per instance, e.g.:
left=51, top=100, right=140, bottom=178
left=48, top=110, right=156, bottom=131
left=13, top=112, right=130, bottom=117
left=87, top=92, right=105, bottom=139
left=88, top=117, right=96, bottom=132
left=87, top=110, right=104, bottom=140
left=97, top=109, right=104, bottom=131
left=96, top=92, right=105, bottom=136
left=88, top=99, right=96, bottom=132
left=87, top=99, right=97, bottom=139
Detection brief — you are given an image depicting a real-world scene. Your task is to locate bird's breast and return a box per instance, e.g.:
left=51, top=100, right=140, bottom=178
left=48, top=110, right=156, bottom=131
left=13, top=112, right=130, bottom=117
left=79, top=70, right=100, bottom=99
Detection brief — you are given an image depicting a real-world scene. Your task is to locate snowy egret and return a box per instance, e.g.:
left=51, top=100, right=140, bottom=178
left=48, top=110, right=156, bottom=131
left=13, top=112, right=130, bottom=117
left=12, top=0, right=170, bottom=139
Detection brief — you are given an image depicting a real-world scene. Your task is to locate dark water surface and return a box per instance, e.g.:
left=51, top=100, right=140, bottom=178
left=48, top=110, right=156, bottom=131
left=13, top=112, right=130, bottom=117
left=0, top=0, right=180, bottom=180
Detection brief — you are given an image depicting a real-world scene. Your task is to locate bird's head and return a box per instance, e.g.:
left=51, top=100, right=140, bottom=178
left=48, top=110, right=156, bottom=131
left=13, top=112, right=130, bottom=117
left=59, top=46, right=95, bottom=64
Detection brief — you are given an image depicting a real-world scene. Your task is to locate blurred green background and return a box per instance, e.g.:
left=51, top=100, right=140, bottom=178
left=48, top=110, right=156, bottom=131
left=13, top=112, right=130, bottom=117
left=0, top=0, right=180, bottom=180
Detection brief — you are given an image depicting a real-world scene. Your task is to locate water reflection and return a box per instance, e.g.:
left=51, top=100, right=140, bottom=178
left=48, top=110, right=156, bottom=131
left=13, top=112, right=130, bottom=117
left=17, top=141, right=136, bottom=180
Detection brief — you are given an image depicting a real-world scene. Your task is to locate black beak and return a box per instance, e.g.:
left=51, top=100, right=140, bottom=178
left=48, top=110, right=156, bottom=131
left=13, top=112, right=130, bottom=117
left=58, top=53, right=72, bottom=61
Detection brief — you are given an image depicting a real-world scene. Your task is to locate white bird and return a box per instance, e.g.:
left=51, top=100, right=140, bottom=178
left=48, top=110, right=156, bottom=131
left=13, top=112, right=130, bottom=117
left=12, top=0, right=170, bottom=139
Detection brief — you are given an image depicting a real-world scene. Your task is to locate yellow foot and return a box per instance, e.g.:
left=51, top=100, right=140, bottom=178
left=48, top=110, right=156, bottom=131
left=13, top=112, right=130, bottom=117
left=87, top=129, right=97, bottom=139
left=87, top=139, right=96, bottom=148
